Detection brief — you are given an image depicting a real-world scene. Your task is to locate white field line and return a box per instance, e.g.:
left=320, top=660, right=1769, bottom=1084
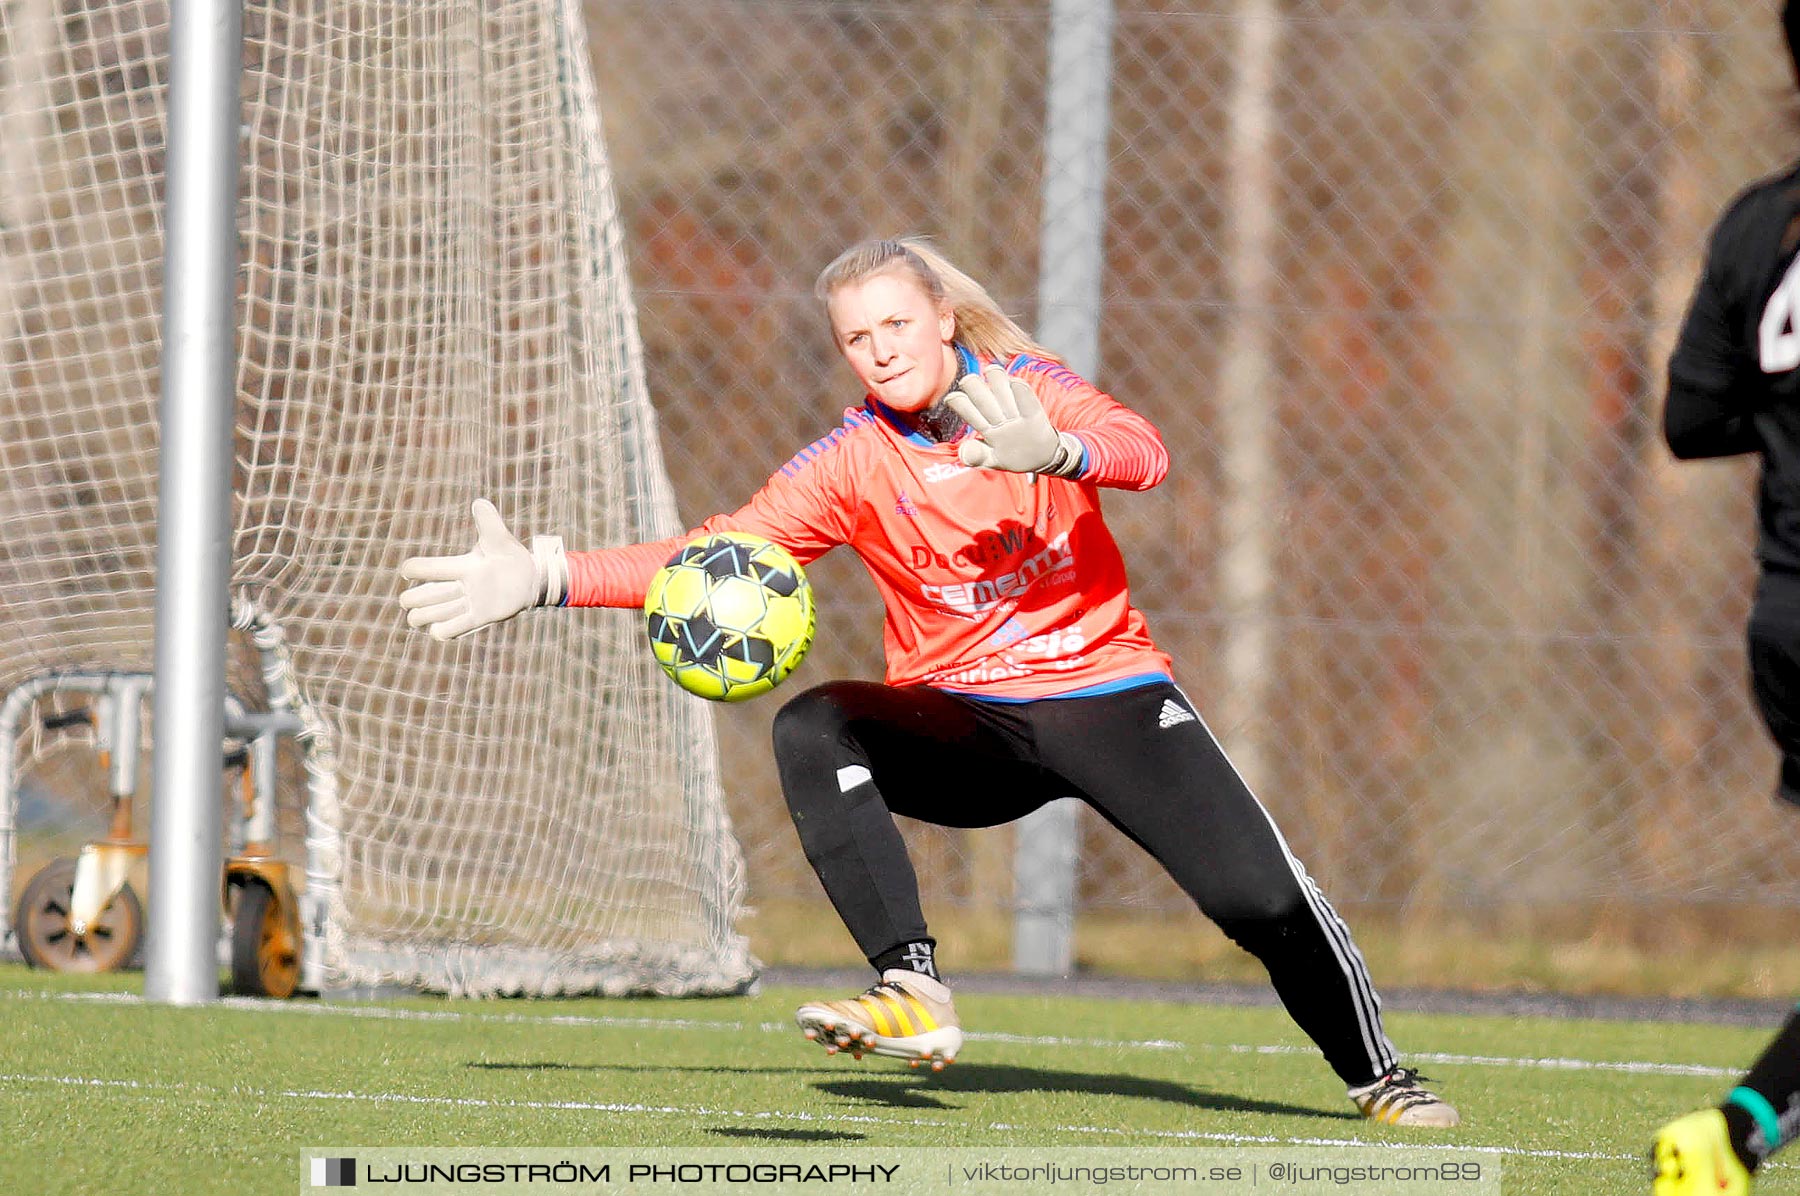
left=0, top=989, right=1189, bottom=1053
left=0, top=987, right=1743, bottom=1080
left=0, top=1070, right=1637, bottom=1164
left=0, top=989, right=1741, bottom=1079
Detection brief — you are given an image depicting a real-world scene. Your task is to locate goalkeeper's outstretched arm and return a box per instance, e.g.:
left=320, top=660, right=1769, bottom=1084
left=399, top=457, right=848, bottom=639
left=398, top=500, right=699, bottom=639
left=397, top=499, right=573, bottom=641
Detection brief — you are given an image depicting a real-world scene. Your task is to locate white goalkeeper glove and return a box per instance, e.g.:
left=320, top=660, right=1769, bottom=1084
left=942, top=364, right=1083, bottom=478
left=397, top=499, right=568, bottom=641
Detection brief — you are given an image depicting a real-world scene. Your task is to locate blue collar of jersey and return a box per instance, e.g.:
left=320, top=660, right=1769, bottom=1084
left=866, top=344, right=982, bottom=447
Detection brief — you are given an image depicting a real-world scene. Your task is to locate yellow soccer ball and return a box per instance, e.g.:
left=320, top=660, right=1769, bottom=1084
left=643, top=532, right=815, bottom=702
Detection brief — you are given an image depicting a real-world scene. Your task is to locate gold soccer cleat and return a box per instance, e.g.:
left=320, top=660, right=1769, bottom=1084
left=795, top=969, right=962, bottom=1069
left=1347, top=1066, right=1461, bottom=1128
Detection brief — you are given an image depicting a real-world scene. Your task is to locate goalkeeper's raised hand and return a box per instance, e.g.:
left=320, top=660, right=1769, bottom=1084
left=398, top=499, right=568, bottom=641
left=942, top=364, right=1083, bottom=478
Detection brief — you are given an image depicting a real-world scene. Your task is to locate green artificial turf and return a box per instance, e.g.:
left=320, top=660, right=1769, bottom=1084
left=0, top=963, right=1787, bottom=1194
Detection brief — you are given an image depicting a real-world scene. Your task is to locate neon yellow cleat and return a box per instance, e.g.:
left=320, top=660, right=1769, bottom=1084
left=1651, top=1110, right=1752, bottom=1195
left=795, top=969, right=962, bottom=1069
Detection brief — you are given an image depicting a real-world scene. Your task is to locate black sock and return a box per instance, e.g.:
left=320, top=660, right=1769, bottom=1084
left=871, top=939, right=938, bottom=980
left=1721, top=1007, right=1800, bottom=1172
left=1721, top=1101, right=1761, bottom=1174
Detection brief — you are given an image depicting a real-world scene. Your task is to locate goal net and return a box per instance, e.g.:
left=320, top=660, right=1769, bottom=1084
left=0, top=0, right=754, bottom=997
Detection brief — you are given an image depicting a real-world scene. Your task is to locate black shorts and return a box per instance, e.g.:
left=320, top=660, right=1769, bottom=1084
left=1749, top=570, right=1800, bottom=805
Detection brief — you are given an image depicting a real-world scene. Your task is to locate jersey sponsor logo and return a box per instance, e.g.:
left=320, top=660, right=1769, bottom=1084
left=934, top=661, right=1034, bottom=685
left=922, top=461, right=971, bottom=483
left=909, top=523, right=1039, bottom=571
left=967, top=626, right=1089, bottom=676
left=1018, top=626, right=1085, bottom=657
left=988, top=618, right=1030, bottom=648
left=895, top=492, right=918, bottom=518
left=918, top=532, right=1075, bottom=616
left=932, top=645, right=1090, bottom=687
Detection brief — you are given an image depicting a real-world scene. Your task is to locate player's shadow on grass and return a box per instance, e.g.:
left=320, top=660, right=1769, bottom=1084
left=461, top=1064, right=871, bottom=1142
left=707, top=1127, right=865, bottom=1144
left=815, top=1063, right=1353, bottom=1121
left=466, top=1062, right=824, bottom=1076
left=461, top=1061, right=1348, bottom=1122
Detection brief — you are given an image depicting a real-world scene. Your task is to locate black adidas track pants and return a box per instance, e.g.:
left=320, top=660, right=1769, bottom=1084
left=772, top=678, right=1397, bottom=1086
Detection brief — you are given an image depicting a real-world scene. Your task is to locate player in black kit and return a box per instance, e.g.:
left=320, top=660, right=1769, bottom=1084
left=1650, top=6, right=1800, bottom=1194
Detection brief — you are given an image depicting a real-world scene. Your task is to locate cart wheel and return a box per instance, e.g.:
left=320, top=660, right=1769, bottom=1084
left=230, top=879, right=300, bottom=998
left=14, top=856, right=143, bottom=973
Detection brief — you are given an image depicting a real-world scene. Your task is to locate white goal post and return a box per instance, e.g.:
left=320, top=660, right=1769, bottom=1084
left=0, top=0, right=752, bottom=997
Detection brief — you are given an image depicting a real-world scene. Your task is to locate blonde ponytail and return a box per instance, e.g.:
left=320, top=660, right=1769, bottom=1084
left=814, top=237, right=1061, bottom=365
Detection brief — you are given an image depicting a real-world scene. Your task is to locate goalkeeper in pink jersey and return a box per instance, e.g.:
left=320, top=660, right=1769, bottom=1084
left=399, top=237, right=1458, bottom=1127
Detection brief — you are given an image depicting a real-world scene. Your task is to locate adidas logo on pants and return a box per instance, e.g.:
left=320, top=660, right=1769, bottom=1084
left=1158, top=699, right=1195, bottom=729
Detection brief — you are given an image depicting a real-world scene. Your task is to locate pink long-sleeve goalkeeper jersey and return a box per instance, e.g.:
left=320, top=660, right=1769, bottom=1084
left=564, top=353, right=1175, bottom=700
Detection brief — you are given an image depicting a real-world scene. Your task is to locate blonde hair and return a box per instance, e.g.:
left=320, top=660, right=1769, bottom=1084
left=813, top=237, right=1061, bottom=365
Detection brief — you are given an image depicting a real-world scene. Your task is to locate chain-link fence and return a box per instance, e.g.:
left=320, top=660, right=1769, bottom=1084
left=582, top=0, right=1800, bottom=966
